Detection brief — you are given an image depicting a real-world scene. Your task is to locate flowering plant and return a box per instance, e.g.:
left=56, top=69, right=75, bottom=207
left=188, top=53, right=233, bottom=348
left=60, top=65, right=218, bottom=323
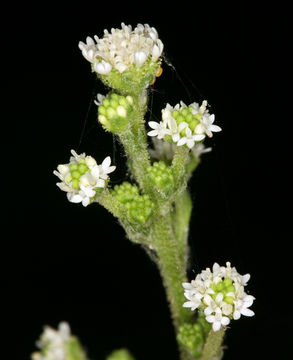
left=32, top=23, right=254, bottom=360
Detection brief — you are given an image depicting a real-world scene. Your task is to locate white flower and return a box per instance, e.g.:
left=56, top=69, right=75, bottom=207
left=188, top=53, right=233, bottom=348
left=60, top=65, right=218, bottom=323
left=177, top=127, right=205, bottom=149
left=147, top=121, right=171, bottom=139
left=54, top=150, right=115, bottom=206
left=167, top=118, right=189, bottom=143
left=79, top=23, right=163, bottom=74
left=183, top=278, right=214, bottom=311
left=67, top=184, right=96, bottom=207
left=182, top=262, right=255, bottom=331
left=98, top=156, right=116, bottom=180
left=134, top=50, right=148, bottom=66
left=206, top=308, right=230, bottom=332
left=233, top=294, right=255, bottom=320
left=78, top=36, right=97, bottom=62
left=93, top=60, right=112, bottom=74
left=94, top=93, right=105, bottom=106
left=195, top=114, right=222, bottom=138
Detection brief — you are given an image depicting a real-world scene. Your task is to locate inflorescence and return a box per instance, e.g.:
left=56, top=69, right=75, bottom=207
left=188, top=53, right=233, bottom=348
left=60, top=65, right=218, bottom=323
left=31, top=322, right=86, bottom=360
left=148, top=101, right=221, bottom=150
left=79, top=23, right=163, bottom=74
left=111, top=182, right=154, bottom=225
left=53, top=150, right=115, bottom=206
left=183, top=262, right=255, bottom=332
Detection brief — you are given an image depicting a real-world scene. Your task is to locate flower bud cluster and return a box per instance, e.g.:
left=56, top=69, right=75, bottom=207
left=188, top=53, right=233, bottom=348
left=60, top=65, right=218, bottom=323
left=112, top=182, right=154, bottom=225
left=146, top=161, right=174, bottom=196
left=97, top=93, right=134, bottom=133
left=54, top=150, right=115, bottom=207
left=177, top=321, right=209, bottom=359
left=31, top=322, right=86, bottom=360
left=148, top=101, right=221, bottom=149
left=183, top=262, right=255, bottom=332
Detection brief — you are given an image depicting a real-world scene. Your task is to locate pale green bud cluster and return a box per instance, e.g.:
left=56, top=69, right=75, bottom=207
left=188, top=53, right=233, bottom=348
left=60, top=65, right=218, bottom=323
left=68, top=160, right=90, bottom=189
left=112, top=182, right=154, bottom=225
left=98, top=93, right=134, bottom=133
left=171, top=105, right=202, bottom=134
left=209, top=278, right=236, bottom=305
left=177, top=315, right=211, bottom=358
left=106, top=349, right=135, bottom=360
left=146, top=161, right=174, bottom=196
left=177, top=323, right=205, bottom=358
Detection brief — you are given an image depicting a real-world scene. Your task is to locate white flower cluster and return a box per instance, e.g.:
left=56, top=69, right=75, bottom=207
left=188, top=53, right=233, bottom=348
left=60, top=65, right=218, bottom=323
left=32, top=322, right=70, bottom=360
left=148, top=101, right=221, bottom=149
left=54, top=150, right=115, bottom=206
left=183, top=262, right=255, bottom=332
left=78, top=23, right=163, bottom=74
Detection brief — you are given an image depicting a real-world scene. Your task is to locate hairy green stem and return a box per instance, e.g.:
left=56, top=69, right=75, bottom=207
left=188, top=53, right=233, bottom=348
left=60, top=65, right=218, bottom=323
left=200, top=329, right=225, bottom=360
left=173, top=190, right=193, bottom=271
left=96, top=189, right=124, bottom=218
left=119, top=91, right=152, bottom=192
left=171, top=146, right=190, bottom=196
left=151, top=215, right=192, bottom=329
left=151, top=214, right=195, bottom=360
left=119, top=131, right=150, bottom=189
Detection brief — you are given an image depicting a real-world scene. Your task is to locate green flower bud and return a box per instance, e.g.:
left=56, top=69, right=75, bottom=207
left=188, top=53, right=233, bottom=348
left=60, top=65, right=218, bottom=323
left=146, top=161, right=174, bottom=197
left=98, top=93, right=134, bottom=133
left=106, top=349, right=135, bottom=360
left=171, top=105, right=201, bottom=130
left=112, top=182, right=139, bottom=204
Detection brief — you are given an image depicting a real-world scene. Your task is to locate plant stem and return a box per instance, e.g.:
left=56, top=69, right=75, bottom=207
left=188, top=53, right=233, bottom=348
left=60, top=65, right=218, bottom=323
left=119, top=91, right=152, bottom=192
left=151, top=214, right=193, bottom=329
left=173, top=190, right=193, bottom=271
left=200, top=329, right=225, bottom=360
left=119, top=131, right=150, bottom=189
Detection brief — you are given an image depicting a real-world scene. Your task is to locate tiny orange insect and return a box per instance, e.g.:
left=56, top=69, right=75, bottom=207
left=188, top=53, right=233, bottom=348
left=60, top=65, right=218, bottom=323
left=150, top=67, right=163, bottom=85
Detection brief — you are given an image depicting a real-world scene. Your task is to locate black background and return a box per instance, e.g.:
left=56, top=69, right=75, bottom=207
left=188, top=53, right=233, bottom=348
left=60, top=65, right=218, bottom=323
left=4, top=1, right=290, bottom=359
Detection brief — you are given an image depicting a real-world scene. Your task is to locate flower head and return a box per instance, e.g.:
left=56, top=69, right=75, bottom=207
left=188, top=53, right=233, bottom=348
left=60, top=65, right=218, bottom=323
left=79, top=23, right=163, bottom=74
left=53, top=150, right=115, bottom=206
left=148, top=100, right=221, bottom=150
left=79, top=23, right=163, bottom=92
left=183, top=262, right=255, bottom=331
left=32, top=322, right=88, bottom=360
left=32, top=322, right=70, bottom=360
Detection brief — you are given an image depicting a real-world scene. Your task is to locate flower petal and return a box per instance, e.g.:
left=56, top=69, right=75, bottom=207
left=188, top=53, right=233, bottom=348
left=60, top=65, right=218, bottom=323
left=147, top=130, right=159, bottom=137
left=148, top=121, right=159, bottom=129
